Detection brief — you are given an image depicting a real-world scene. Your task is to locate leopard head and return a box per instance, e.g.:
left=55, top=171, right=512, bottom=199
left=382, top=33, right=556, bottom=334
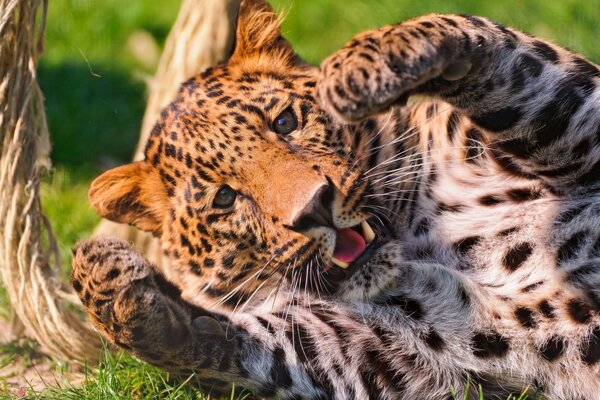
left=88, top=0, right=391, bottom=310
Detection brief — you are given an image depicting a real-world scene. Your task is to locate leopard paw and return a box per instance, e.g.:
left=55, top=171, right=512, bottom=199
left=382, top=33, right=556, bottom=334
left=71, top=238, right=232, bottom=372
left=316, top=17, right=472, bottom=123
left=316, top=29, right=408, bottom=123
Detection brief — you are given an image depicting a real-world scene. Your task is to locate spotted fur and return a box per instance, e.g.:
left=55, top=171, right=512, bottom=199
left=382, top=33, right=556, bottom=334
left=71, top=1, right=600, bottom=398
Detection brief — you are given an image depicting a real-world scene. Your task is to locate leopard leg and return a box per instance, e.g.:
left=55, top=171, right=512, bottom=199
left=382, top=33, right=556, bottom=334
left=71, top=239, right=517, bottom=399
left=71, top=238, right=337, bottom=398
left=317, top=14, right=600, bottom=189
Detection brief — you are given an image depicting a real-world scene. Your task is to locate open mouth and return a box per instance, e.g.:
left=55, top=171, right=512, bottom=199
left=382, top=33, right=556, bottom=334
left=323, top=217, right=393, bottom=277
left=291, top=216, right=393, bottom=294
left=331, top=221, right=376, bottom=269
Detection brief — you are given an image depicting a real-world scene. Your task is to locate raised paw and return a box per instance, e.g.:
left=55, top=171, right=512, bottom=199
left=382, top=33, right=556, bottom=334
left=316, top=29, right=408, bottom=123
left=316, top=15, right=479, bottom=122
left=71, top=238, right=233, bottom=374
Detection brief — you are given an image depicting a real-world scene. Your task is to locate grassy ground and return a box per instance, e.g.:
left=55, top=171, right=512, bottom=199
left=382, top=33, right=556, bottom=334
left=2, top=0, right=600, bottom=397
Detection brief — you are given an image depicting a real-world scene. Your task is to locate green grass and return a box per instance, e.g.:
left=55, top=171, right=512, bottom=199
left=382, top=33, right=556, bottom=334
left=2, top=343, right=249, bottom=399
left=451, top=379, right=536, bottom=400
left=41, top=168, right=100, bottom=275
left=1, top=0, right=599, bottom=397
left=41, top=348, right=209, bottom=399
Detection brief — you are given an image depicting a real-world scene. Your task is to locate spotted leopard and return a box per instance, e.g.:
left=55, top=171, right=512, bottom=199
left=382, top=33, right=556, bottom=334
left=71, top=0, right=600, bottom=398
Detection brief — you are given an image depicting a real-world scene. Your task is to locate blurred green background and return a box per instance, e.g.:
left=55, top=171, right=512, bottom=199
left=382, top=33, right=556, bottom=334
left=5, top=0, right=600, bottom=395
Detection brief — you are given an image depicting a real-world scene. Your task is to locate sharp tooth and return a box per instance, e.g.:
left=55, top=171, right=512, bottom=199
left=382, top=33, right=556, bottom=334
left=331, top=257, right=350, bottom=269
left=361, top=220, right=376, bottom=243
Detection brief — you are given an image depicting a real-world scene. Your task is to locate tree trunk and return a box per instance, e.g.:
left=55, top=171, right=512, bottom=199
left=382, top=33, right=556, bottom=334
left=94, top=0, right=241, bottom=278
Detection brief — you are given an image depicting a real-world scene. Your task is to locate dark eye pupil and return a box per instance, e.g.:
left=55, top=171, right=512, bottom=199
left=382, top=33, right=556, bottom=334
left=276, top=116, right=288, bottom=127
left=272, top=108, right=297, bottom=135
left=213, top=186, right=236, bottom=208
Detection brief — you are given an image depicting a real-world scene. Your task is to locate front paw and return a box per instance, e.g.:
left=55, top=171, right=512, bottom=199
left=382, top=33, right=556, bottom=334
left=71, top=238, right=232, bottom=372
left=316, top=29, right=408, bottom=123
left=316, top=18, right=473, bottom=123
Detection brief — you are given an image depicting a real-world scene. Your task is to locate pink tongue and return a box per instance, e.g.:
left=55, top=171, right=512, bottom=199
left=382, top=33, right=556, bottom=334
left=333, top=228, right=367, bottom=263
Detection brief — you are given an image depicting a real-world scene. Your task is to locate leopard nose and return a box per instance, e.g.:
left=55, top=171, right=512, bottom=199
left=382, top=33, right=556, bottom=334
left=291, top=179, right=335, bottom=232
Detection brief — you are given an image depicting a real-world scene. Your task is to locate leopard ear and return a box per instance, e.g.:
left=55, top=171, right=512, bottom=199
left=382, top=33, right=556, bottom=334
left=89, top=162, right=167, bottom=234
left=229, top=0, right=295, bottom=63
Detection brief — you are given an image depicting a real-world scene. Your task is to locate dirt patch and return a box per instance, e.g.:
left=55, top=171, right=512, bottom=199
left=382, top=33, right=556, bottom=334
left=0, top=319, right=85, bottom=398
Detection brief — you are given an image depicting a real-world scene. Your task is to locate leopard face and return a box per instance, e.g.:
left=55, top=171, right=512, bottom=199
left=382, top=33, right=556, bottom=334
left=88, top=0, right=390, bottom=310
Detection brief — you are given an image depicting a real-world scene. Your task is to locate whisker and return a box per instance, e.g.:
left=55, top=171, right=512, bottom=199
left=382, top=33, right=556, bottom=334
left=211, top=253, right=277, bottom=309
left=269, top=262, right=292, bottom=312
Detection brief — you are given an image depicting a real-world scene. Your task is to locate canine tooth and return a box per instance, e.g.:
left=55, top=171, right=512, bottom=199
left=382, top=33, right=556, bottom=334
left=331, top=257, right=350, bottom=269
left=361, top=220, right=376, bottom=243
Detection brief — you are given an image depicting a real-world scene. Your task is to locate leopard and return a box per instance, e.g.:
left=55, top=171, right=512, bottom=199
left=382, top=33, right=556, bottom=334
left=70, top=0, right=600, bottom=398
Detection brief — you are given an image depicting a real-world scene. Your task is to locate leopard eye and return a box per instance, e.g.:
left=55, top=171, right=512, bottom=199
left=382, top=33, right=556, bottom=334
left=272, top=107, right=298, bottom=135
left=213, top=186, right=237, bottom=208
